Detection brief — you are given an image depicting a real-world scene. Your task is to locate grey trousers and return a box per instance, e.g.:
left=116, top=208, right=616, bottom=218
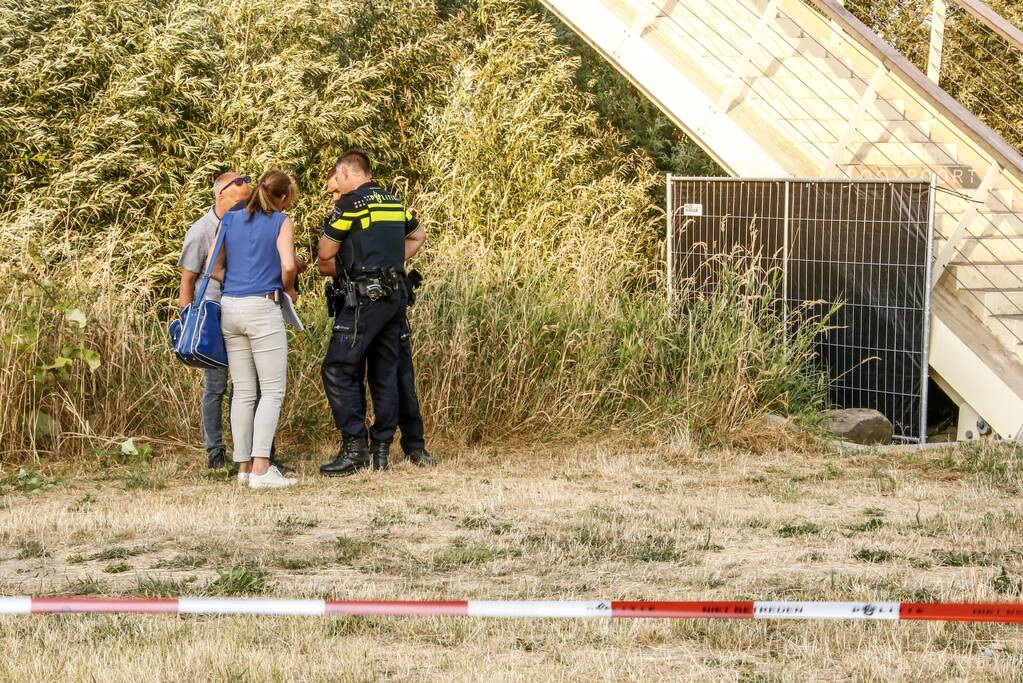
left=222, top=296, right=288, bottom=463
left=202, top=364, right=276, bottom=458
left=202, top=366, right=228, bottom=453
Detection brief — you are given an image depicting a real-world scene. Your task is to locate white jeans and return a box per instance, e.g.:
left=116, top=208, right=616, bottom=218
left=221, top=296, right=287, bottom=462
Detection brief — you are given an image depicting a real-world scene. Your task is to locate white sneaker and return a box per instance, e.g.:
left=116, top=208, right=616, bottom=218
left=237, top=472, right=250, bottom=485
left=248, top=465, right=297, bottom=489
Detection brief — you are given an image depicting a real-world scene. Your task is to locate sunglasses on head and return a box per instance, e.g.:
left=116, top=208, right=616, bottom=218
left=218, top=175, right=251, bottom=195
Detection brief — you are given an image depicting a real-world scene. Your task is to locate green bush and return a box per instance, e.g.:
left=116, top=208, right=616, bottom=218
left=0, top=0, right=828, bottom=460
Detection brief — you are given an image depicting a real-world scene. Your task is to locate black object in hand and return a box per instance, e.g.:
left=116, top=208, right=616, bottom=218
left=407, top=269, right=423, bottom=290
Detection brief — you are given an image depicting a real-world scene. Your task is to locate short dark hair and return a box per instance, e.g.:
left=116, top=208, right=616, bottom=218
left=335, top=149, right=372, bottom=177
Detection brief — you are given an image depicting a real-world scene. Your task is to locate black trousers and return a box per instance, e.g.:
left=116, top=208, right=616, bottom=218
left=322, top=292, right=406, bottom=444
left=353, top=317, right=426, bottom=453
left=397, top=317, right=426, bottom=453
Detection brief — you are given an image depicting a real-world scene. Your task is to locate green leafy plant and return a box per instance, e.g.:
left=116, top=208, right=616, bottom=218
left=153, top=554, right=207, bottom=570
left=993, top=567, right=1023, bottom=596
left=0, top=269, right=103, bottom=449
left=2, top=468, right=56, bottom=493
left=431, top=542, right=516, bottom=571
left=93, top=439, right=155, bottom=468
left=931, top=550, right=987, bottom=567
left=848, top=518, right=886, bottom=533
left=89, top=546, right=147, bottom=561
left=61, top=577, right=107, bottom=596
left=334, top=536, right=377, bottom=564
left=136, top=576, right=190, bottom=598
left=123, top=472, right=164, bottom=491
left=274, top=515, right=319, bottom=535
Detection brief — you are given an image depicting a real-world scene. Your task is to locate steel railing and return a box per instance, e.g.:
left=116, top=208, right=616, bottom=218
left=635, top=0, right=1023, bottom=347
left=836, top=0, right=1023, bottom=346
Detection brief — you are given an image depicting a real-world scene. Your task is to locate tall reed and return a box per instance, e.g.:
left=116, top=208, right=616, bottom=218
left=0, top=0, right=829, bottom=461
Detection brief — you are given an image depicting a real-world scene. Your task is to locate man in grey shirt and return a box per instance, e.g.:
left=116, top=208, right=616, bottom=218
left=178, top=171, right=251, bottom=468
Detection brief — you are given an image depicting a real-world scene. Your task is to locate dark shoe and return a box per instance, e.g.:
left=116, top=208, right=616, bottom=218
left=207, top=447, right=227, bottom=469
left=319, top=436, right=369, bottom=477
left=269, top=455, right=294, bottom=474
left=371, top=440, right=390, bottom=471
left=405, top=448, right=437, bottom=467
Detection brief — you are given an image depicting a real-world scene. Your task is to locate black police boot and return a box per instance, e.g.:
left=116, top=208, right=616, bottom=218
left=207, top=447, right=227, bottom=469
left=319, top=436, right=369, bottom=477
left=371, top=440, right=390, bottom=471
left=405, top=448, right=437, bottom=467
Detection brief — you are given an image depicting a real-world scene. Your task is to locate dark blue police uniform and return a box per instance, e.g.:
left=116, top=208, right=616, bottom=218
left=397, top=316, right=426, bottom=453
left=319, top=181, right=413, bottom=475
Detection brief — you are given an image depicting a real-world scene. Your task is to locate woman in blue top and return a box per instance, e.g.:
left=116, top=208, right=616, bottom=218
left=210, top=169, right=299, bottom=489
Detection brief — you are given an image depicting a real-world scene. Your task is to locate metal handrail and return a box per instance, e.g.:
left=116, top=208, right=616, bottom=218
left=654, top=0, right=1023, bottom=258
left=805, top=0, right=1023, bottom=332
left=685, top=0, right=1023, bottom=342
left=954, top=0, right=1023, bottom=52
left=657, top=0, right=955, bottom=180
left=802, top=0, right=1023, bottom=183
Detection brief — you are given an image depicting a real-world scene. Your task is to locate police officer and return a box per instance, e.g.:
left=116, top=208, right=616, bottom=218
left=395, top=275, right=437, bottom=466
left=324, top=169, right=437, bottom=468
left=317, top=149, right=421, bottom=475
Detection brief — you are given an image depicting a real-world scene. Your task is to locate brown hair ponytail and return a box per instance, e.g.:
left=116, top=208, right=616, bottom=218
left=246, top=170, right=298, bottom=218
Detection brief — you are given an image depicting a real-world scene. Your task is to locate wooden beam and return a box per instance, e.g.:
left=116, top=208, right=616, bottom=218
left=955, top=0, right=1023, bottom=53
left=804, top=0, right=1023, bottom=183
left=715, top=0, right=783, bottom=113
left=927, top=0, right=948, bottom=83
left=931, top=161, right=1001, bottom=287
left=822, top=65, right=888, bottom=176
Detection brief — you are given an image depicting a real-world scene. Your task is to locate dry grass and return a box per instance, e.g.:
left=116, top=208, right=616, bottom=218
left=1, top=441, right=1022, bottom=681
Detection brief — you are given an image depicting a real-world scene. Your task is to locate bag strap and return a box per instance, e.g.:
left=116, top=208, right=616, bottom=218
left=193, top=211, right=232, bottom=304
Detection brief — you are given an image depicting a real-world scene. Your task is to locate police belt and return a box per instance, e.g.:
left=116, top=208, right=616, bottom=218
left=350, top=270, right=403, bottom=301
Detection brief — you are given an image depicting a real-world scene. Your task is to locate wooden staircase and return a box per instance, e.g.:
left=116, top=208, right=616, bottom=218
left=542, top=0, right=1023, bottom=440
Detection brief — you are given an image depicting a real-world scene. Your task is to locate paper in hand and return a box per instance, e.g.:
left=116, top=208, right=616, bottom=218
left=281, top=292, right=305, bottom=332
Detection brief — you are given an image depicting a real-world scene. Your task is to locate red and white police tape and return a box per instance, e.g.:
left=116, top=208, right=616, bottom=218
left=1, top=598, right=1022, bottom=622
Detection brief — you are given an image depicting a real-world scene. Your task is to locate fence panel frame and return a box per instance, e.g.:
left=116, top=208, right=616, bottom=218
left=667, top=175, right=936, bottom=443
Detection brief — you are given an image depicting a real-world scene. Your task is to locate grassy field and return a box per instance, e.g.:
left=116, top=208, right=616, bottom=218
left=1, top=440, right=1021, bottom=681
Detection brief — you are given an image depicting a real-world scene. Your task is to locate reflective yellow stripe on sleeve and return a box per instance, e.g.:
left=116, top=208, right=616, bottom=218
left=370, top=210, right=407, bottom=224
left=329, top=218, right=353, bottom=232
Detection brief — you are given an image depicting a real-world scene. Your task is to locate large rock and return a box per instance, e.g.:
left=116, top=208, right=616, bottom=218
left=824, top=408, right=892, bottom=445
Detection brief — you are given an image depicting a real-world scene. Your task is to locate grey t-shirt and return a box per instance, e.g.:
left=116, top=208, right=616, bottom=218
left=177, top=208, right=222, bottom=302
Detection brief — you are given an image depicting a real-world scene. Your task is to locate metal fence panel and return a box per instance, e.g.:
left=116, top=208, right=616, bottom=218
left=668, top=177, right=935, bottom=442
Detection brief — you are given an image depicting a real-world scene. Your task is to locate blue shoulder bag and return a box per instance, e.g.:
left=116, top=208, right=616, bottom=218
left=168, top=213, right=232, bottom=368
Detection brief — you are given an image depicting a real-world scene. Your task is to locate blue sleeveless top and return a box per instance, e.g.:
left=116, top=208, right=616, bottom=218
left=221, top=209, right=286, bottom=298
